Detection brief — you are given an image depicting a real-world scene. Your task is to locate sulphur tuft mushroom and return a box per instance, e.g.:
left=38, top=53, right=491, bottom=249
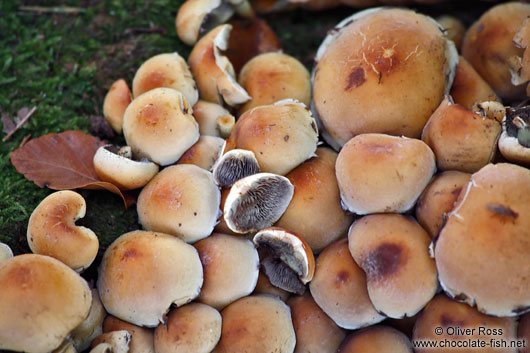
left=103, top=79, right=132, bottom=134
left=177, top=135, right=225, bottom=171
left=212, top=148, right=260, bottom=188
left=192, top=100, right=235, bottom=138
left=71, top=288, right=107, bottom=352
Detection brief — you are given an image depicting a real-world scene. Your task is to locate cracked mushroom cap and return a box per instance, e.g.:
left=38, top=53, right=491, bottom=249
left=309, top=238, right=385, bottom=329
left=0, top=254, right=91, bottom=353
left=137, top=163, right=221, bottom=243
left=194, top=233, right=259, bottom=310
left=103, top=79, right=132, bottom=134
left=348, top=214, right=438, bottom=318
left=97, top=230, right=203, bottom=327
left=27, top=190, right=98, bottom=272
left=177, top=135, right=225, bottom=171
left=336, top=133, right=436, bottom=215
left=499, top=105, right=530, bottom=166
left=123, top=87, right=199, bottom=166
left=103, top=316, right=155, bottom=353
left=450, top=56, right=498, bottom=109
left=132, top=53, right=198, bottom=106
left=434, top=163, right=530, bottom=317
left=213, top=295, right=296, bottom=353
left=338, top=326, right=413, bottom=353
left=192, top=100, right=235, bottom=138
left=0, top=242, right=13, bottom=264
left=312, top=7, right=457, bottom=150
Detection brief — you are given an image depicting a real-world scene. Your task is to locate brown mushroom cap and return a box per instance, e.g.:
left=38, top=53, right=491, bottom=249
left=338, top=326, right=413, bottom=353
left=415, top=171, right=471, bottom=238
left=336, top=133, right=436, bottom=215
left=213, top=295, right=296, bottom=353
left=27, top=190, right=98, bottom=272
left=177, top=135, right=225, bottom=170
left=154, top=303, right=221, bottom=353
left=103, top=79, right=132, bottom=134
left=312, top=7, right=457, bottom=149
left=103, top=316, right=155, bottom=353
left=287, top=292, right=346, bottom=353
left=434, top=163, right=530, bottom=317
left=450, top=56, right=498, bottom=109
left=72, top=288, right=107, bottom=352
left=192, top=100, right=235, bottom=138
left=309, top=238, right=385, bottom=329
left=194, top=232, right=259, bottom=310
left=97, top=230, right=203, bottom=327
left=0, top=254, right=91, bottom=353
left=412, top=294, right=518, bottom=353
left=348, top=214, right=438, bottom=318
left=137, top=164, right=221, bottom=243
left=176, top=0, right=224, bottom=46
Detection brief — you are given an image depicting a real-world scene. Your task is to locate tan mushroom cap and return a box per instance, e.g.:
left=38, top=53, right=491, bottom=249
left=192, top=100, right=235, bottom=138
left=229, top=100, right=319, bottom=175
left=176, top=0, right=223, bottom=46
left=499, top=131, right=530, bottom=166
left=137, top=164, right=220, bottom=243
left=436, top=15, right=465, bottom=51
left=154, top=303, right=221, bottom=353
left=287, top=292, right=346, bottom=353
left=188, top=24, right=251, bottom=106
left=338, top=326, right=413, bottom=353
left=132, top=53, right=198, bottom=106
left=312, top=7, right=457, bottom=150
left=52, top=340, right=78, bottom=353
left=103, top=79, right=132, bottom=134
left=238, top=52, right=311, bottom=113
left=91, top=331, right=131, bottom=353
left=416, top=171, right=471, bottom=238
left=93, top=146, right=159, bottom=190
left=348, top=214, right=438, bottom=318
left=0, top=254, right=91, bottom=353
left=177, top=135, right=225, bottom=170
left=276, top=147, right=354, bottom=253
left=252, top=270, right=291, bottom=301
left=519, top=312, right=530, bottom=353
left=213, top=295, right=296, bottom=353
left=0, top=242, right=13, bottom=264
left=412, top=294, right=518, bottom=353
left=194, top=233, right=259, bottom=310
left=103, top=316, right=155, bottom=353
left=450, top=56, right=498, bottom=109
left=72, top=288, right=107, bottom=352
left=27, top=190, right=98, bottom=272
left=336, top=133, right=436, bottom=215
left=123, top=87, right=199, bottom=166
left=97, top=230, right=203, bottom=327
left=434, top=163, right=530, bottom=317
left=309, top=238, right=385, bottom=329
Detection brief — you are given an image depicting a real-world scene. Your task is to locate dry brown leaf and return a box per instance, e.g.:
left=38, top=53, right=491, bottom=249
left=10, top=130, right=135, bottom=208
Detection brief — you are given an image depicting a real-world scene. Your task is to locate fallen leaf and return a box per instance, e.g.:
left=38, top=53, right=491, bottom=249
left=10, top=130, right=135, bottom=208
left=2, top=106, right=37, bottom=142
left=1, top=113, right=15, bottom=134
left=15, top=107, right=30, bottom=124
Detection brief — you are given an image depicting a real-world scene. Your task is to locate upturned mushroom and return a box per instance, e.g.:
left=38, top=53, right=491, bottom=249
left=103, top=79, right=132, bottom=134
left=499, top=105, right=530, bottom=166
left=212, top=148, right=260, bottom=188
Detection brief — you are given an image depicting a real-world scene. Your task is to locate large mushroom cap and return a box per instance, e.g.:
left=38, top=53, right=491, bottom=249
left=338, top=326, right=413, bottom=353
left=434, top=163, right=530, bottom=317
left=0, top=254, right=91, bottom=353
left=97, top=230, right=203, bottom=327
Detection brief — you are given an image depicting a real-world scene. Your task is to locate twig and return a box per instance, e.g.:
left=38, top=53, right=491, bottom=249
left=19, top=134, right=32, bottom=148
left=3, top=106, right=37, bottom=143
left=19, top=6, right=86, bottom=14
left=123, top=27, right=166, bottom=36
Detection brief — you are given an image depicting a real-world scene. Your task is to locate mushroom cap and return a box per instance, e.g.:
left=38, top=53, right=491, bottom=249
left=177, top=135, right=225, bottom=170
left=93, top=145, right=159, bottom=190
left=194, top=233, right=259, bottom=310
left=275, top=147, right=355, bottom=253
left=0, top=242, right=13, bottom=264
left=499, top=106, right=530, bottom=166
left=72, top=288, right=107, bottom=352
left=213, top=295, right=296, bottom=353
left=519, top=312, right=530, bottom=353
left=122, top=87, right=199, bottom=166
left=336, top=133, right=436, bottom=215
left=229, top=99, right=319, bottom=175
left=499, top=130, right=530, bottom=166
left=103, top=316, right=155, bottom=353
left=434, top=163, right=530, bottom=316
left=212, top=148, right=260, bottom=188
left=412, top=294, right=518, bottom=353
left=137, top=164, right=221, bottom=243
left=97, top=230, right=203, bottom=327
left=348, top=214, right=438, bottom=318
left=89, top=343, right=113, bottom=353
left=415, top=171, right=471, bottom=238
left=312, top=7, right=457, bottom=149
left=0, top=254, right=91, bottom=353
left=338, top=326, right=413, bottom=353
left=132, top=53, right=198, bottom=106
left=436, top=15, right=465, bottom=51
left=91, top=331, right=131, bottom=353
left=154, top=303, right=221, bottom=353
left=27, top=190, right=98, bottom=272
left=192, top=100, right=235, bottom=138
left=238, top=52, right=311, bottom=113
left=287, top=292, right=346, bottom=353
left=309, top=238, right=385, bottom=329
left=176, top=0, right=223, bottom=46
left=450, top=56, right=498, bottom=109
left=103, top=79, right=132, bottom=134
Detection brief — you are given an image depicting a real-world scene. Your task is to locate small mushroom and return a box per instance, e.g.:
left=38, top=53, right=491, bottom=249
left=177, top=135, right=225, bottom=171
left=499, top=105, right=530, bottom=166
left=89, top=343, right=113, bottom=353
left=102, top=316, right=155, bottom=353
left=192, top=100, right=235, bottom=138
left=103, top=79, right=132, bottom=134
left=27, top=190, right=98, bottom=272
left=338, top=326, right=413, bottom=353
left=0, top=242, right=13, bottom=264
left=212, top=148, right=260, bottom=188
left=91, top=331, right=131, bottom=353
left=72, top=288, right=107, bottom=352
left=436, top=15, right=465, bottom=51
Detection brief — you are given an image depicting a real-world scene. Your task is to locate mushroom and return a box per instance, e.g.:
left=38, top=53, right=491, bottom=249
left=177, top=135, right=225, bottom=171
left=335, top=133, right=436, bottom=215
left=97, top=230, right=203, bottom=327
left=194, top=232, right=259, bottom=310
left=52, top=341, right=78, bottom=353
left=436, top=15, right=465, bottom=51
left=348, top=214, right=438, bottom=318
left=122, top=87, right=199, bottom=166
left=229, top=99, right=319, bottom=175
left=312, top=7, right=458, bottom=150
left=27, top=190, right=98, bottom=272
left=188, top=24, right=251, bottom=106
left=338, top=326, right=413, bottom=353
left=89, top=343, right=113, bottom=353
left=212, top=148, right=260, bottom=188
left=214, top=187, right=239, bottom=235
left=137, top=164, right=220, bottom=243
left=434, top=163, right=530, bottom=317
left=154, top=303, right=222, bottom=353
left=93, top=145, right=159, bottom=190
left=309, top=239, right=385, bottom=329
left=71, top=288, right=107, bottom=352
left=103, top=79, right=132, bottom=134
left=132, top=53, right=198, bottom=106
left=499, top=105, right=530, bottom=166
left=91, top=331, right=131, bottom=353
left=252, top=270, right=291, bottom=302
left=223, top=173, right=294, bottom=233
left=520, top=312, right=530, bottom=353
left=0, top=254, right=91, bottom=353
left=192, top=100, right=235, bottom=138
left=213, top=295, right=296, bottom=353
left=103, top=316, right=155, bottom=353
left=0, top=242, right=13, bottom=264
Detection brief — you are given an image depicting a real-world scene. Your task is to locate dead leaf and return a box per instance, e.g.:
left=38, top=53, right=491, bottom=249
left=2, top=106, right=37, bottom=142
left=10, top=130, right=135, bottom=208
left=1, top=113, right=15, bottom=134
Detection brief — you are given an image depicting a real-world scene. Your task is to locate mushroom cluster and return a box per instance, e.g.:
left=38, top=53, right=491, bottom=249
left=5, top=1, right=530, bottom=353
